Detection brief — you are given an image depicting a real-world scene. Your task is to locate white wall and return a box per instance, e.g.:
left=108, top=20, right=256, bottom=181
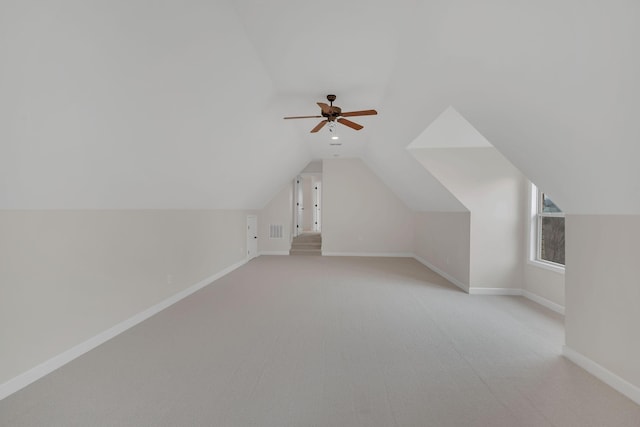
left=322, top=158, right=414, bottom=255
left=257, top=183, right=293, bottom=254
left=0, top=209, right=247, bottom=385
left=413, top=211, right=470, bottom=289
left=523, top=264, right=565, bottom=308
left=412, top=174, right=565, bottom=304
left=410, top=147, right=526, bottom=289
left=565, top=215, right=640, bottom=389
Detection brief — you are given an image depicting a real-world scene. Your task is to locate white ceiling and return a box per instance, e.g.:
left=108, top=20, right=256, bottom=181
left=2, top=0, right=639, bottom=213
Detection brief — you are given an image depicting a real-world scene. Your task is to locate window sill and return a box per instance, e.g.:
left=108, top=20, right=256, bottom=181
left=527, top=259, right=565, bottom=275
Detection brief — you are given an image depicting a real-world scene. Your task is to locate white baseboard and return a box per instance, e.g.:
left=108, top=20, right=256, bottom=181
left=322, top=252, right=414, bottom=258
left=412, top=255, right=469, bottom=293
left=411, top=255, right=566, bottom=316
left=467, top=287, right=566, bottom=315
left=563, top=346, right=640, bottom=406
left=468, top=287, right=523, bottom=296
left=522, top=290, right=565, bottom=315
left=259, top=251, right=290, bottom=256
left=467, top=287, right=567, bottom=315
left=0, top=258, right=247, bottom=402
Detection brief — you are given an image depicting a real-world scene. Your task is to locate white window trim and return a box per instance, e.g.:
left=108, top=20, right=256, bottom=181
left=527, top=258, right=565, bottom=274
left=528, top=183, right=565, bottom=273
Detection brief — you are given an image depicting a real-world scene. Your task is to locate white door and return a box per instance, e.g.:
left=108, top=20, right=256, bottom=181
left=294, top=176, right=304, bottom=237
left=313, top=181, right=321, bottom=232
left=247, top=215, right=258, bottom=260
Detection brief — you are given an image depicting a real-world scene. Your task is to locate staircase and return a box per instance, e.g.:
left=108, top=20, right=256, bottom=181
left=290, top=233, right=322, bottom=256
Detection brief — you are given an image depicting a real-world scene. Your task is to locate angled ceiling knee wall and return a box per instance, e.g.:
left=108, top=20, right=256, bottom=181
left=408, top=107, right=527, bottom=290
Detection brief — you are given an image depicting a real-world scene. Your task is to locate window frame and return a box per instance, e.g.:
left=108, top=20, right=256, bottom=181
left=529, top=183, right=565, bottom=273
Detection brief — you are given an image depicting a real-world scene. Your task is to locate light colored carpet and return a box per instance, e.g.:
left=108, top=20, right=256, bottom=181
left=1, top=256, right=639, bottom=426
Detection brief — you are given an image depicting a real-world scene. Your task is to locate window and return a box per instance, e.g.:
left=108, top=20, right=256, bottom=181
left=531, top=184, right=565, bottom=268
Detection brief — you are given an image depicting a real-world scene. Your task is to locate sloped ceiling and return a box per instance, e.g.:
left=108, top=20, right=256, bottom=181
left=384, top=0, right=640, bottom=214
left=0, top=1, right=309, bottom=209
left=2, top=0, right=639, bottom=213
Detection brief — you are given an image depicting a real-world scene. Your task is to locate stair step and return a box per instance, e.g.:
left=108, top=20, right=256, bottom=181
left=290, top=233, right=322, bottom=255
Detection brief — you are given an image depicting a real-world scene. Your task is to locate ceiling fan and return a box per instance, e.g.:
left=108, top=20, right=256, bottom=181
left=284, top=94, right=378, bottom=133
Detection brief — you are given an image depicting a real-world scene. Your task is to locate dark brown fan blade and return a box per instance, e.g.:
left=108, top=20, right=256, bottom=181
left=340, top=109, right=378, bottom=117
left=317, top=102, right=331, bottom=114
left=284, top=115, right=323, bottom=119
left=337, top=117, right=363, bottom=131
left=310, top=120, right=328, bottom=133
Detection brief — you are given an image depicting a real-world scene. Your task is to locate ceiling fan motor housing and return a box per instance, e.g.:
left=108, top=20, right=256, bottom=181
left=320, top=94, right=337, bottom=120
left=323, top=94, right=341, bottom=120
left=322, top=106, right=342, bottom=120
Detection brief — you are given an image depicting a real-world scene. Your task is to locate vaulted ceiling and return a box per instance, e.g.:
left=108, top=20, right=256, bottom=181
left=2, top=0, right=639, bottom=213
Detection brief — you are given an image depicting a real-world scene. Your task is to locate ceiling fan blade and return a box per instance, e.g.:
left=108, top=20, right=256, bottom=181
left=317, top=102, right=331, bottom=114
left=284, top=115, right=323, bottom=119
left=310, top=120, right=328, bottom=133
left=340, top=109, right=378, bottom=117
left=337, top=117, right=363, bottom=131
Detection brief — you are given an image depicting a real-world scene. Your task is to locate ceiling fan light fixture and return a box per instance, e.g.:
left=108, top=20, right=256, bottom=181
left=328, top=122, right=339, bottom=140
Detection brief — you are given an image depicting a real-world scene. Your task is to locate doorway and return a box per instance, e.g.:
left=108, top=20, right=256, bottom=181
left=293, top=174, right=322, bottom=236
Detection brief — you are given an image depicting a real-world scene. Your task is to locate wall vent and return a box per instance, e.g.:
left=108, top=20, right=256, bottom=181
left=269, top=224, right=284, bottom=239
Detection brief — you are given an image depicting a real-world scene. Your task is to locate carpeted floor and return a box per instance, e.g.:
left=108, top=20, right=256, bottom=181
left=1, top=256, right=639, bottom=426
